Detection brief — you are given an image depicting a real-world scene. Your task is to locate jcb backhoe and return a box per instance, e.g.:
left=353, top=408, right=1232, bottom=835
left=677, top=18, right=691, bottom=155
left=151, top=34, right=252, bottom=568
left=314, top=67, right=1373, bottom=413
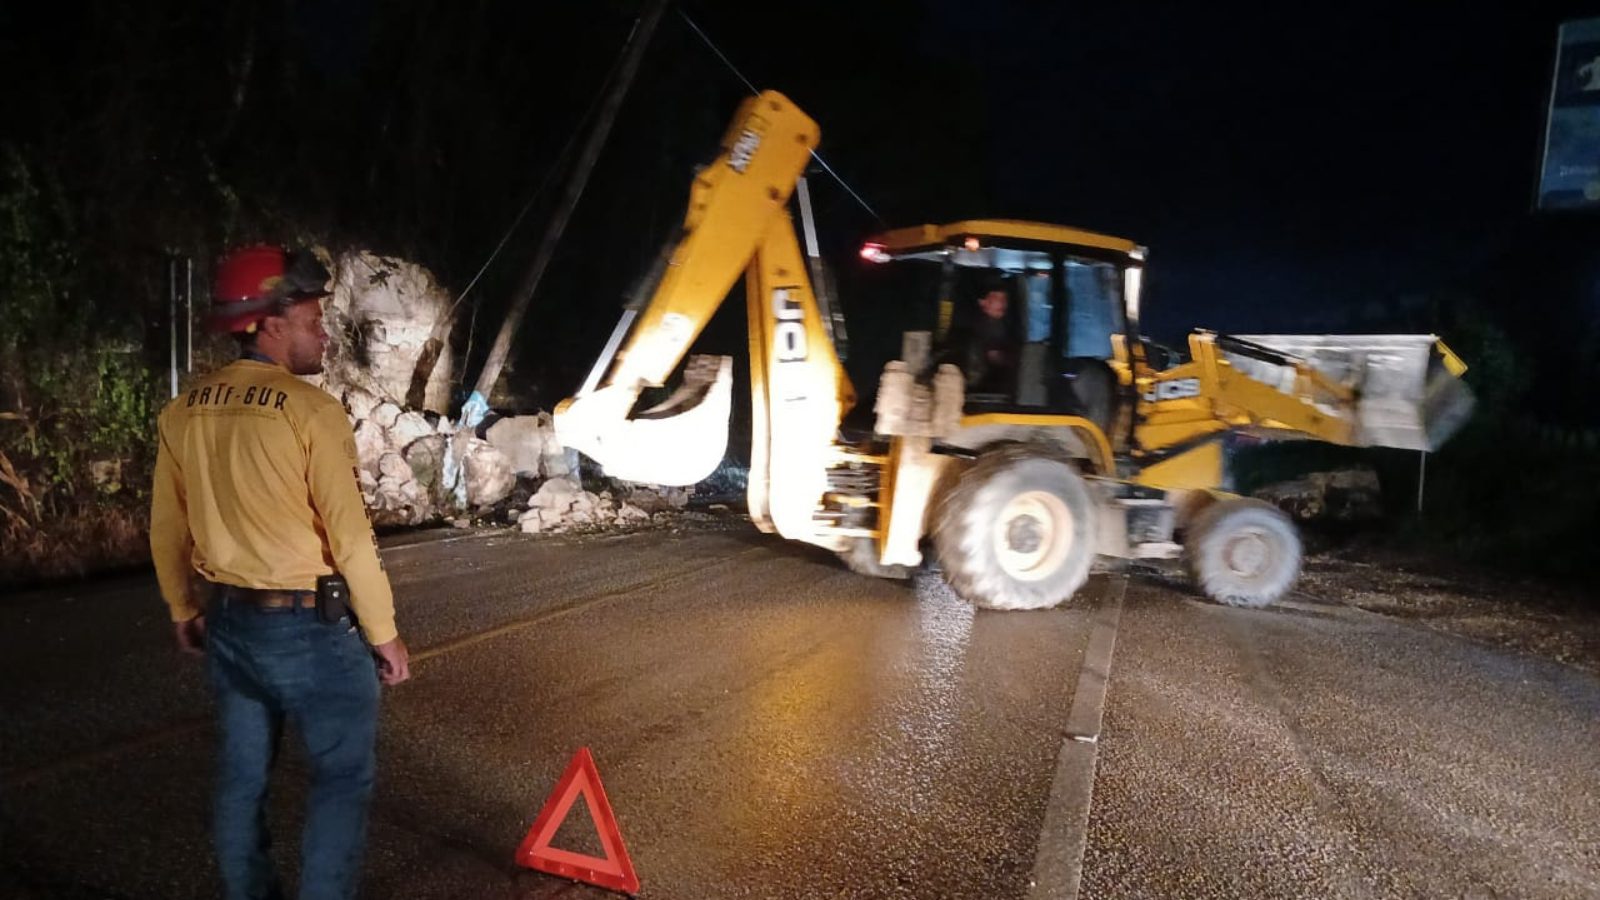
left=554, top=91, right=1474, bottom=609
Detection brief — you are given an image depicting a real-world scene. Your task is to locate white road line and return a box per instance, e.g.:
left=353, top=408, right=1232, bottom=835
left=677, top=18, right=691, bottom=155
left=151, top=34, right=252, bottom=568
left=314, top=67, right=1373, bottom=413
left=1028, top=575, right=1128, bottom=900
left=380, top=528, right=511, bottom=551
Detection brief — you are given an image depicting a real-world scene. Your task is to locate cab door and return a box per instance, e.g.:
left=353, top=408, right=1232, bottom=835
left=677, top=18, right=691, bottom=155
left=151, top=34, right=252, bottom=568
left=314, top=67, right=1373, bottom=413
left=1047, top=254, right=1129, bottom=433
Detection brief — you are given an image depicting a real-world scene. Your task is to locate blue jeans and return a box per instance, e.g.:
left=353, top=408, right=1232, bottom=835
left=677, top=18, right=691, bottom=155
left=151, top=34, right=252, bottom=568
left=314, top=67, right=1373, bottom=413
left=207, top=596, right=381, bottom=900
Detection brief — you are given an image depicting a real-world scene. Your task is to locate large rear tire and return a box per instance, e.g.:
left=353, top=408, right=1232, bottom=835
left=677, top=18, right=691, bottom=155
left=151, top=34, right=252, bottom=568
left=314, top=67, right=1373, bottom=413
left=1185, top=499, right=1301, bottom=607
left=933, top=446, right=1097, bottom=610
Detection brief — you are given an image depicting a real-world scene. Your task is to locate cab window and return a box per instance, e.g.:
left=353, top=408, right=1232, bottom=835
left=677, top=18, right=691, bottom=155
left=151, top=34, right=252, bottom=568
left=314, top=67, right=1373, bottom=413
left=1062, top=258, right=1123, bottom=360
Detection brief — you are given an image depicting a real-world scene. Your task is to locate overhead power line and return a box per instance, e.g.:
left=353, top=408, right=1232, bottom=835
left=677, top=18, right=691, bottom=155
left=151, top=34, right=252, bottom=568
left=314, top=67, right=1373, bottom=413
left=678, top=9, right=884, bottom=224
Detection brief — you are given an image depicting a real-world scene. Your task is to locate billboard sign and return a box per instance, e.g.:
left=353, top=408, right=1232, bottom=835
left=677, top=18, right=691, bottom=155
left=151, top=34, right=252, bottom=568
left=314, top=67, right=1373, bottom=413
left=1538, top=18, right=1600, bottom=211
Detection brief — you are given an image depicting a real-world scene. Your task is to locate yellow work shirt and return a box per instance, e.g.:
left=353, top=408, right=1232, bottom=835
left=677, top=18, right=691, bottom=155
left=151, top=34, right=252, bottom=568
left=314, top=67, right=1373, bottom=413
left=149, top=358, right=398, bottom=645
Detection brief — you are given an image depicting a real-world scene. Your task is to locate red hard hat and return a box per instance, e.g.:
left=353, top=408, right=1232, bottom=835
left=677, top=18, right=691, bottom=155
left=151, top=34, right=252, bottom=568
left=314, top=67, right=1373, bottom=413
left=211, top=244, right=332, bottom=333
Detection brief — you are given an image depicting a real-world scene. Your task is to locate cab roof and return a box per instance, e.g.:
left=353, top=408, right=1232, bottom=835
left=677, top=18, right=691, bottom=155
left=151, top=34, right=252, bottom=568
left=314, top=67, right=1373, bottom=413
left=867, top=219, right=1144, bottom=259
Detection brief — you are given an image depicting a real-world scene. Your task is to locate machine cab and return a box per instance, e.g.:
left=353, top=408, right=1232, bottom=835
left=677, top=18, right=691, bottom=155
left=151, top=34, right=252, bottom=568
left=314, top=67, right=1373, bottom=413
left=859, top=220, right=1147, bottom=433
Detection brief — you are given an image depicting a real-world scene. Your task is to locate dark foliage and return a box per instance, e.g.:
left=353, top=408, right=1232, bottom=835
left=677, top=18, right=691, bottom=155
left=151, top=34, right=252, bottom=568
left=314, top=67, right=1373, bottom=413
left=1, top=1, right=1598, bottom=583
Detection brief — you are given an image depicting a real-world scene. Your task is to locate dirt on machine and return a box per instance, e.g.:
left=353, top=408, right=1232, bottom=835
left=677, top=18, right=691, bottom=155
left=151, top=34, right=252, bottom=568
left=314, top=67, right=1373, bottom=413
left=553, top=90, right=1475, bottom=611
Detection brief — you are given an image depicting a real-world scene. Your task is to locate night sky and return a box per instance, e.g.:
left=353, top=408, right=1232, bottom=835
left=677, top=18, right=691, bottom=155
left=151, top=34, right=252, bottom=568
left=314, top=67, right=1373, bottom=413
left=4, top=1, right=1597, bottom=418
left=663, top=1, right=1592, bottom=339
left=533, top=0, right=1600, bottom=423
left=938, top=2, right=1554, bottom=335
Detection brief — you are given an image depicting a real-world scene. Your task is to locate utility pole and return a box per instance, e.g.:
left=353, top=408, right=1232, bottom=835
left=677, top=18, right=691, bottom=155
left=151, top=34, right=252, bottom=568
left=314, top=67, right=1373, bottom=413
left=458, top=0, right=668, bottom=429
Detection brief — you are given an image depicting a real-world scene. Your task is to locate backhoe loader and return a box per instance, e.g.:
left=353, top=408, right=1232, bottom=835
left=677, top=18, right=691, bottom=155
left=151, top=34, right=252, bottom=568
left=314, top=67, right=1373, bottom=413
left=554, top=90, right=1475, bottom=610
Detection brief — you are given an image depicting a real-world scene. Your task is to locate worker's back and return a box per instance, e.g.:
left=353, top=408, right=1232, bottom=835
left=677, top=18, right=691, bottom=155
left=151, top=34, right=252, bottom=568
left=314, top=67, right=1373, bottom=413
left=156, top=357, right=347, bottom=591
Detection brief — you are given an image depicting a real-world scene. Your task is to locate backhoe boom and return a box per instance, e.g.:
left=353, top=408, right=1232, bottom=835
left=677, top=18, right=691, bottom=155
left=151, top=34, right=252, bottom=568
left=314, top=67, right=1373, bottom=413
left=555, top=91, right=854, bottom=545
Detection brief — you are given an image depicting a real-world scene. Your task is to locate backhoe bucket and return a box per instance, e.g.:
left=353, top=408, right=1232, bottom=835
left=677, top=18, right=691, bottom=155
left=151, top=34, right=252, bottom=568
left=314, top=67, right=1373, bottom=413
left=553, top=355, right=734, bottom=486
left=1225, top=335, right=1475, bottom=451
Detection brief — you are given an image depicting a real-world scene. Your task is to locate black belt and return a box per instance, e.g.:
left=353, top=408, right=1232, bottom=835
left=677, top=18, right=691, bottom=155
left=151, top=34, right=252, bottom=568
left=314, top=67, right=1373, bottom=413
left=210, top=582, right=317, bottom=610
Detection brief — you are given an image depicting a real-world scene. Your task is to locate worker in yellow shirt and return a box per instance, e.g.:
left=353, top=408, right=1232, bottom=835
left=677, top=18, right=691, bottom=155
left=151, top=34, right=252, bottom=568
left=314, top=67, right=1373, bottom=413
left=150, top=244, right=409, bottom=900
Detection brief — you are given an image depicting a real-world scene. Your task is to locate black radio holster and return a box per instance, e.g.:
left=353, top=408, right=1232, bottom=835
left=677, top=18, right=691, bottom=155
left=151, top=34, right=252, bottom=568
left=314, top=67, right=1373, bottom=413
left=316, top=574, right=352, bottom=624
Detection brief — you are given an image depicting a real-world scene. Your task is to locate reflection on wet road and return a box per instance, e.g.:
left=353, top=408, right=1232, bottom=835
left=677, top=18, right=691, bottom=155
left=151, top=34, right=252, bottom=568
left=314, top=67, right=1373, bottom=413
left=3, top=527, right=1596, bottom=899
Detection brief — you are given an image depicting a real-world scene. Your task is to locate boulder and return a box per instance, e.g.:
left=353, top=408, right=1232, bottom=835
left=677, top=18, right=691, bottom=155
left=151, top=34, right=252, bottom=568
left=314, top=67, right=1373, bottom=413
left=531, top=412, right=581, bottom=479
left=370, top=473, right=421, bottom=526
left=565, top=505, right=600, bottom=528
left=542, top=446, right=580, bottom=480
left=317, top=251, right=456, bottom=414
left=518, top=508, right=553, bottom=534
left=529, top=477, right=582, bottom=512
left=616, top=503, right=651, bottom=525
left=342, top=386, right=380, bottom=423
left=485, top=415, right=547, bottom=476
left=352, top=420, right=388, bottom=470
left=377, top=452, right=411, bottom=482
left=403, top=435, right=449, bottom=505
left=389, top=410, right=435, bottom=453
left=571, top=490, right=602, bottom=517
left=372, top=402, right=402, bottom=430
left=460, top=439, right=515, bottom=508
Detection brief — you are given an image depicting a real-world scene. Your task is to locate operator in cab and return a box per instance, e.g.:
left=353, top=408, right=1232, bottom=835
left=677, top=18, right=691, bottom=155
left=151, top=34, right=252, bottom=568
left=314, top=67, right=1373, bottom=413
left=961, top=277, right=1017, bottom=395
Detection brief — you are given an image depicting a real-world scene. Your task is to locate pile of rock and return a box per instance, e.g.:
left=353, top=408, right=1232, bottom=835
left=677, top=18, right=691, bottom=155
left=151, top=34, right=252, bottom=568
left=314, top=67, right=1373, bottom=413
left=341, top=389, right=519, bottom=525
left=307, top=248, right=696, bottom=532
left=1253, top=468, right=1383, bottom=522
left=346, top=389, right=450, bottom=525
left=478, top=412, right=689, bottom=532
left=312, top=250, right=516, bottom=525
left=516, top=480, right=692, bottom=534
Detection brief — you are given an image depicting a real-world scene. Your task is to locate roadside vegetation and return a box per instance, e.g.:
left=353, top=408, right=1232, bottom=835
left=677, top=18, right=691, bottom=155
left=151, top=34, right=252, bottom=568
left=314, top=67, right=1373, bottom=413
left=1232, top=297, right=1600, bottom=585
left=0, top=150, right=158, bottom=581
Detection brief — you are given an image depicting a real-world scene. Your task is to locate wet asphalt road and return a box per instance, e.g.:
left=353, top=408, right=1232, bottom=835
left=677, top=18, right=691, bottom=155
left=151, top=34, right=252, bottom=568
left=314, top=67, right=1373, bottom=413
left=2, top=524, right=1597, bottom=899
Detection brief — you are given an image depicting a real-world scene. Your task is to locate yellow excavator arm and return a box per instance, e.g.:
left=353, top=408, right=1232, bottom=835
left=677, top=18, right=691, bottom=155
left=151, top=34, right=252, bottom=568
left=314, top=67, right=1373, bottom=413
left=552, top=90, right=1477, bottom=613
left=554, top=91, right=855, bottom=542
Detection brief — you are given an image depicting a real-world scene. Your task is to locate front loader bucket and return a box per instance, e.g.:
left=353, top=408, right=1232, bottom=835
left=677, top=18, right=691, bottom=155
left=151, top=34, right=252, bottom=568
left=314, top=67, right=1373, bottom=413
left=554, top=355, right=734, bottom=486
left=1226, top=335, right=1476, bottom=451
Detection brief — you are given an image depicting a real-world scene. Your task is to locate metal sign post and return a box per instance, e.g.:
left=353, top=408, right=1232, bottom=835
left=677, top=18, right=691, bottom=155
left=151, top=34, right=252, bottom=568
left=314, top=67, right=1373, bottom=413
left=1416, top=450, right=1427, bottom=515
left=185, top=257, right=193, bottom=373
left=168, top=257, right=178, bottom=397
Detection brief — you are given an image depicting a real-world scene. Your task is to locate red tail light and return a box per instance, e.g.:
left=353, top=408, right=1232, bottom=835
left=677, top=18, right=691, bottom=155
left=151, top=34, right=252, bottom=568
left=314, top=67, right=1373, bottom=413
left=859, top=242, right=890, bottom=263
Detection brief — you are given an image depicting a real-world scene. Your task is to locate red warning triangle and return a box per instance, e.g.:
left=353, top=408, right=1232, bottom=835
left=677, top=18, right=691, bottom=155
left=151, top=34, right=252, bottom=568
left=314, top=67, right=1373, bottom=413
left=514, top=747, right=640, bottom=895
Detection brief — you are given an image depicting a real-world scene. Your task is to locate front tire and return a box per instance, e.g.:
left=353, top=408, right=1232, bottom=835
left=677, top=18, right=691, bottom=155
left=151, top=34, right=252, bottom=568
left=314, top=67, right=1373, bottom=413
left=1185, top=499, right=1302, bottom=607
left=933, top=446, right=1097, bottom=610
